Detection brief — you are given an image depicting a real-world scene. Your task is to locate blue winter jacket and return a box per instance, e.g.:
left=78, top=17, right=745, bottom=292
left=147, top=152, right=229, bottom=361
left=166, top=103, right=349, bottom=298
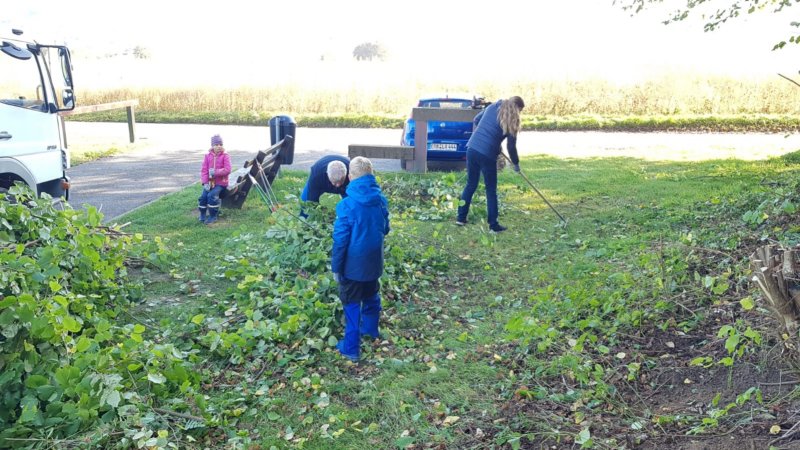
left=303, top=155, right=350, bottom=202
left=331, top=174, right=390, bottom=282
left=466, top=99, right=520, bottom=165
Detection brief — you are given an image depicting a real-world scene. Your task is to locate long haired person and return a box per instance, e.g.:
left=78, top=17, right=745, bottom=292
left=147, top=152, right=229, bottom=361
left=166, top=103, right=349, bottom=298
left=456, top=96, right=524, bottom=233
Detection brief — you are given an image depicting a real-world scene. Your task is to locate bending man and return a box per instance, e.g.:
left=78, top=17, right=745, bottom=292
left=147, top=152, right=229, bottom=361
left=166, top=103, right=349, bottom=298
left=300, top=155, right=350, bottom=216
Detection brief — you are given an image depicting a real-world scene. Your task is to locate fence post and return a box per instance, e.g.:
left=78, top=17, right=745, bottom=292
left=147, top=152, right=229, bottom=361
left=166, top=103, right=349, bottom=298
left=126, top=105, right=136, bottom=143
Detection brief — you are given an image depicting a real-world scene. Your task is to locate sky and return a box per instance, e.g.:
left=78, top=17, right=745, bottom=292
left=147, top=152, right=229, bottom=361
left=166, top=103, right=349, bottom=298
left=4, top=0, right=800, bottom=88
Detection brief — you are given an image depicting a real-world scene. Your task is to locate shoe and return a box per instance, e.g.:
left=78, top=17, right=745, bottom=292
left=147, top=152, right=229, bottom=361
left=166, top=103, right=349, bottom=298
left=490, top=224, right=507, bottom=233
left=361, top=332, right=383, bottom=342
left=336, top=340, right=360, bottom=362
left=204, top=216, right=218, bottom=225
left=455, top=220, right=467, bottom=226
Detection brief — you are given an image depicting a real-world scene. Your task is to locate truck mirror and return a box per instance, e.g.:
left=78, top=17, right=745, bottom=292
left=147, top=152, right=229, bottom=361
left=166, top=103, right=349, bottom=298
left=1, top=40, right=32, bottom=60
left=61, top=88, right=74, bottom=109
left=59, top=49, right=73, bottom=88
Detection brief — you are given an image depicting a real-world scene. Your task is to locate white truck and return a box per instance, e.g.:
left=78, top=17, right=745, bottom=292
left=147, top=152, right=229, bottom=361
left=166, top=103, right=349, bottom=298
left=0, top=28, right=74, bottom=199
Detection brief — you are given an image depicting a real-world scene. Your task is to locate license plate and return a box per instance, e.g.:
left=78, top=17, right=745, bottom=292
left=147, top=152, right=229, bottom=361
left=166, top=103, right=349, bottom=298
left=430, top=143, right=457, bottom=150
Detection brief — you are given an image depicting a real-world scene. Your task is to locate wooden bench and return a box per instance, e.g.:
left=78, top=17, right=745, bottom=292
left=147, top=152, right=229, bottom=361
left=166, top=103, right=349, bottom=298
left=349, top=107, right=480, bottom=173
left=221, top=135, right=293, bottom=209
left=348, top=144, right=414, bottom=160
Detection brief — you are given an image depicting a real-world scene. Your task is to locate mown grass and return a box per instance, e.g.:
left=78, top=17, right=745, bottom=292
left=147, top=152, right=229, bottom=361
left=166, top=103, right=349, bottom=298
left=114, top=151, right=800, bottom=449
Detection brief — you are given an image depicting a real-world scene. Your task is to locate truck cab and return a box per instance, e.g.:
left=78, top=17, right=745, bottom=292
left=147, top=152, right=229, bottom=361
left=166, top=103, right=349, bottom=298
left=0, top=28, right=75, bottom=199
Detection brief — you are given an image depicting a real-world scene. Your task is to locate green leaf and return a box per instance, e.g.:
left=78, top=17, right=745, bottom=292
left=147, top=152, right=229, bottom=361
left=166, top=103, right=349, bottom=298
left=0, top=296, right=15, bottom=308
left=576, top=428, right=591, bottom=445
left=25, top=375, right=49, bottom=389
left=725, top=335, right=740, bottom=354
left=19, top=401, right=39, bottom=423
left=191, top=314, right=205, bottom=325
left=96, top=320, right=111, bottom=333
left=36, top=385, right=57, bottom=401
left=105, top=390, right=121, bottom=408
left=396, top=436, right=415, bottom=448
left=75, top=337, right=92, bottom=353
left=62, top=316, right=82, bottom=333
left=147, top=373, right=166, bottom=384
left=739, top=297, right=755, bottom=311
left=719, top=356, right=734, bottom=366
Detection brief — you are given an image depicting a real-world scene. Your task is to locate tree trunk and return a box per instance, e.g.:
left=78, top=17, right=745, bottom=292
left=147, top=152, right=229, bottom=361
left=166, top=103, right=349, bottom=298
left=750, top=245, right=800, bottom=335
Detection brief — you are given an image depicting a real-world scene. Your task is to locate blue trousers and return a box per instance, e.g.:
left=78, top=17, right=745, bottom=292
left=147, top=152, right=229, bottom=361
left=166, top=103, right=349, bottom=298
left=198, top=185, right=225, bottom=216
left=337, top=293, right=381, bottom=361
left=457, top=148, right=499, bottom=227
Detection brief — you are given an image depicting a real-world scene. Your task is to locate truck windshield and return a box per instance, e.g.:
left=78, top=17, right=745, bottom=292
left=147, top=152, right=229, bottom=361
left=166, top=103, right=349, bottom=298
left=0, top=45, right=47, bottom=111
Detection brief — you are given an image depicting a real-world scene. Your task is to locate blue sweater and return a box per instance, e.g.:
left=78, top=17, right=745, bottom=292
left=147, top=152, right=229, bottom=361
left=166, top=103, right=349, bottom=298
left=331, top=174, right=390, bottom=282
left=466, top=100, right=520, bottom=165
left=303, top=155, right=350, bottom=202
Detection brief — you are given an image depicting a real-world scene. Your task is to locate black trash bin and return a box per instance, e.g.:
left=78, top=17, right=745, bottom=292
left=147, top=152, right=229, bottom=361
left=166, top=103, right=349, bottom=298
left=269, top=115, right=296, bottom=165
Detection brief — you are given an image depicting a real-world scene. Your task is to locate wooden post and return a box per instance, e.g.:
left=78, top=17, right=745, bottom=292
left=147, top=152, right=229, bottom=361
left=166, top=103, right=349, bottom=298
left=410, top=107, right=481, bottom=174
left=412, top=118, right=428, bottom=174
left=126, top=105, right=136, bottom=143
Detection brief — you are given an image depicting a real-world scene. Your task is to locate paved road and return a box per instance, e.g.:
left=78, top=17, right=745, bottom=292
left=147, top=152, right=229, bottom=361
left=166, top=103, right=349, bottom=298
left=64, top=122, right=800, bottom=222
left=65, top=123, right=404, bottom=221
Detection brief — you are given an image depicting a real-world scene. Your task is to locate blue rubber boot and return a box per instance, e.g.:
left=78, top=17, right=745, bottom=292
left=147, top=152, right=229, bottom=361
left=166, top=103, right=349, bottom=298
left=337, top=303, right=361, bottom=362
left=198, top=207, right=207, bottom=222
left=359, top=293, right=382, bottom=340
left=205, top=208, right=218, bottom=225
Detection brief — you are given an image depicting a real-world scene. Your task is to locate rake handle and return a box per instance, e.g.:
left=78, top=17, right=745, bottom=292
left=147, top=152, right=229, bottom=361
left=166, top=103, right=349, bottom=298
left=500, top=153, right=567, bottom=224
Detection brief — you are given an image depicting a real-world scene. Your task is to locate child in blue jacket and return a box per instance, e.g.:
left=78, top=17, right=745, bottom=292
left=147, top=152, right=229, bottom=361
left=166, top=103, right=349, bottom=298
left=330, top=156, right=390, bottom=362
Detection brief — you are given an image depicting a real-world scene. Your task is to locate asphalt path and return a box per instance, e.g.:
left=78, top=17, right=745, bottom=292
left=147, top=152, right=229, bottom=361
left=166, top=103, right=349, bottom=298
left=64, top=122, right=800, bottom=222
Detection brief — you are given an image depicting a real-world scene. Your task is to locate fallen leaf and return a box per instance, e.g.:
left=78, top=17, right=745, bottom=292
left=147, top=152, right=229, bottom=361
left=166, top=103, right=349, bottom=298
left=443, top=416, right=460, bottom=426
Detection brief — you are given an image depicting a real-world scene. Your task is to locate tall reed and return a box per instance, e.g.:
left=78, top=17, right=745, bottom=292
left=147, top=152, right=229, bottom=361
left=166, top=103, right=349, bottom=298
left=78, top=74, right=800, bottom=117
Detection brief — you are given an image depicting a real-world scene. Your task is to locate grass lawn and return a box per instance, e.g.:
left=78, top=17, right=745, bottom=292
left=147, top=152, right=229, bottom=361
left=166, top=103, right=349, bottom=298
left=111, top=153, right=800, bottom=449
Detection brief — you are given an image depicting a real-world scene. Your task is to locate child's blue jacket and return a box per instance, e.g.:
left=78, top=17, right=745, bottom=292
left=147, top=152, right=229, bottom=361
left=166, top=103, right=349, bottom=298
left=331, top=174, right=390, bottom=281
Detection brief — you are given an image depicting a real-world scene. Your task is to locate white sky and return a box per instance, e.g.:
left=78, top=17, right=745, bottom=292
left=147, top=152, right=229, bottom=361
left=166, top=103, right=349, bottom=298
left=4, top=0, right=800, bottom=87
